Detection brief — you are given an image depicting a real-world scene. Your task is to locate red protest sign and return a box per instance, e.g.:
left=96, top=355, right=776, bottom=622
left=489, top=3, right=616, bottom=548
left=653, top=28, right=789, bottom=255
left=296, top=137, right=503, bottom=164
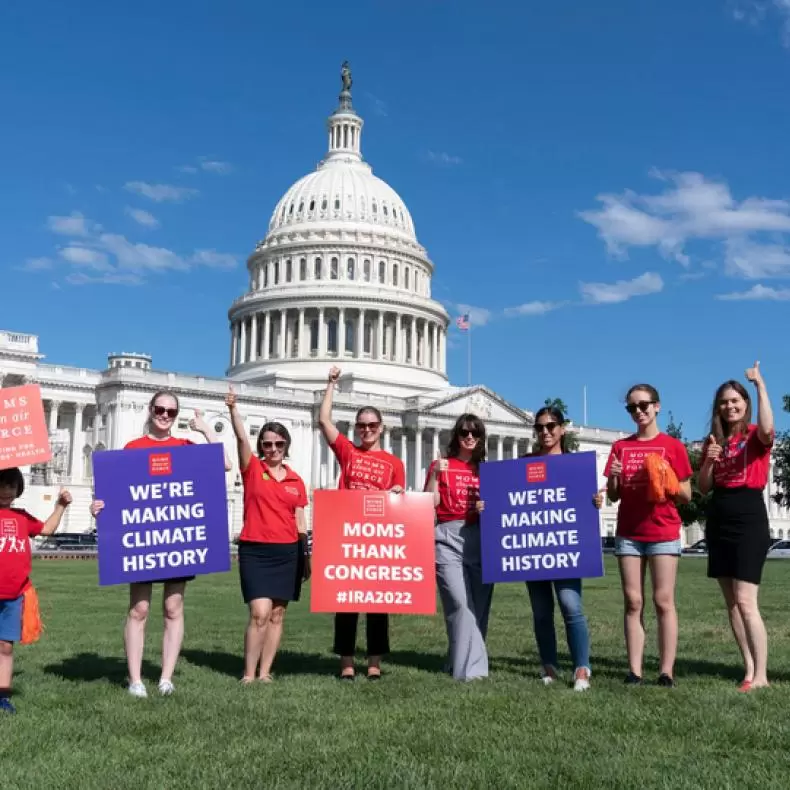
left=310, top=490, right=436, bottom=615
left=0, top=384, right=51, bottom=470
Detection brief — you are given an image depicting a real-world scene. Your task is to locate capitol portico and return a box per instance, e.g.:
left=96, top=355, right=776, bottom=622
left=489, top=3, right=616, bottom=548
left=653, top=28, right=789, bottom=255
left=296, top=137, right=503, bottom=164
left=3, top=65, right=789, bottom=542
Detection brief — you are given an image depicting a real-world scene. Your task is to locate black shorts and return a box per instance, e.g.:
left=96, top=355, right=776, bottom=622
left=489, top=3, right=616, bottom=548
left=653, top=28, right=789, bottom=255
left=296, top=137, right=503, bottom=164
left=238, top=540, right=304, bottom=604
left=706, top=487, right=771, bottom=585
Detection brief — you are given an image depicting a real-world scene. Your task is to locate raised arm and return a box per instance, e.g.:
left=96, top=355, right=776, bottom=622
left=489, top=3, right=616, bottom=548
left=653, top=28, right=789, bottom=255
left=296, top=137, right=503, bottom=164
left=318, top=366, right=341, bottom=446
left=746, top=361, right=774, bottom=445
left=605, top=455, right=622, bottom=503
left=225, top=385, right=252, bottom=472
left=423, top=457, right=448, bottom=507
left=42, top=489, right=72, bottom=535
left=189, top=409, right=233, bottom=470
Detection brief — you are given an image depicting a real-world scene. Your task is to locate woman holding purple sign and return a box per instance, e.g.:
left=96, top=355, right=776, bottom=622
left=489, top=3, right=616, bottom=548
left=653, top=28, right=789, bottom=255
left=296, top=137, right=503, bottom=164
left=226, top=386, right=310, bottom=684
left=90, top=389, right=230, bottom=698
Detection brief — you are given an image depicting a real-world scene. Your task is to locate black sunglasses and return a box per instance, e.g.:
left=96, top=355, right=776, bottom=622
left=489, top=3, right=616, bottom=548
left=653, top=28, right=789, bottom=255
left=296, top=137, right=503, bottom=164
left=459, top=428, right=481, bottom=439
left=153, top=406, right=178, bottom=419
left=626, top=400, right=655, bottom=415
left=356, top=421, right=380, bottom=432
left=261, top=440, right=286, bottom=450
left=535, top=422, right=559, bottom=434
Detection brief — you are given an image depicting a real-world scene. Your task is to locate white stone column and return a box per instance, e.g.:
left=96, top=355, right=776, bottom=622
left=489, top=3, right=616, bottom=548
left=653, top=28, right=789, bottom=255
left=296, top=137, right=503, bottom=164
left=357, top=308, right=365, bottom=357
left=70, top=404, right=85, bottom=482
left=377, top=311, right=384, bottom=360
left=383, top=425, right=392, bottom=453
left=240, top=319, right=247, bottom=364
left=257, top=265, right=264, bottom=290
left=431, top=322, right=438, bottom=369
left=48, top=400, right=60, bottom=434
left=395, top=314, right=402, bottom=362
left=439, top=329, right=446, bottom=373
left=250, top=314, right=259, bottom=362
left=311, top=425, right=321, bottom=491
left=278, top=310, right=287, bottom=359
left=497, top=435, right=504, bottom=461
left=420, top=321, right=427, bottom=366
left=415, top=427, right=423, bottom=489
left=346, top=421, right=355, bottom=441
left=318, top=308, right=327, bottom=356
left=298, top=308, right=306, bottom=358
left=511, top=438, right=519, bottom=459
left=338, top=307, right=346, bottom=356
left=410, top=318, right=416, bottom=364
left=401, top=431, right=409, bottom=488
left=432, top=428, right=440, bottom=461
left=92, top=407, right=101, bottom=448
left=230, top=322, right=237, bottom=368
left=263, top=312, right=271, bottom=360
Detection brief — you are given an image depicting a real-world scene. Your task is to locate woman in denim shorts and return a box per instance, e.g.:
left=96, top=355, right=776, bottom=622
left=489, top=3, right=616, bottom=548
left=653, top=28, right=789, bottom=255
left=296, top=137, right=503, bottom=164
left=604, top=384, right=693, bottom=688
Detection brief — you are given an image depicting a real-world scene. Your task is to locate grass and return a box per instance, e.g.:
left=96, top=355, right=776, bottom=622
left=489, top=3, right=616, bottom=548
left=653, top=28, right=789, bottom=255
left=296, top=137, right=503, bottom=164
left=2, top=558, right=790, bottom=789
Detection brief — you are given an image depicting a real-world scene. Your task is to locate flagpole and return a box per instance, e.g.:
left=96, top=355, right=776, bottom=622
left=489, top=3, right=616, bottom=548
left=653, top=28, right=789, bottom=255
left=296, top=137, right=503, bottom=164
left=467, top=322, right=472, bottom=386
left=583, top=385, right=588, bottom=425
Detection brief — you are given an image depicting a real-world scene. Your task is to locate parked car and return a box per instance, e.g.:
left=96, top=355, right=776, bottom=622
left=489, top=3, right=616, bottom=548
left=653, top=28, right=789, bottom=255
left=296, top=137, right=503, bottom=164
left=767, top=539, right=790, bottom=559
left=601, top=536, right=616, bottom=554
left=683, top=539, right=708, bottom=555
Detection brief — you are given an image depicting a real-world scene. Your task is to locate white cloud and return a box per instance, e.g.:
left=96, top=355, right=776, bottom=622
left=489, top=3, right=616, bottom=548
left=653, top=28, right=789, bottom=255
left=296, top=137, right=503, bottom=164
left=22, top=257, right=53, bottom=271
left=177, top=165, right=198, bottom=174
left=199, top=158, right=233, bottom=174
left=724, top=238, right=790, bottom=278
left=191, top=249, right=237, bottom=269
left=66, top=271, right=144, bottom=287
left=99, top=233, right=189, bottom=273
left=579, top=272, right=664, bottom=305
left=716, top=283, right=790, bottom=301
left=579, top=170, right=790, bottom=275
left=58, top=246, right=111, bottom=271
left=732, top=1, right=790, bottom=47
left=124, top=181, right=199, bottom=202
left=47, top=212, right=92, bottom=237
left=125, top=207, right=160, bottom=228
left=456, top=303, right=492, bottom=327
left=364, top=92, right=389, bottom=117
left=425, top=150, right=463, bottom=166
left=504, top=301, right=565, bottom=317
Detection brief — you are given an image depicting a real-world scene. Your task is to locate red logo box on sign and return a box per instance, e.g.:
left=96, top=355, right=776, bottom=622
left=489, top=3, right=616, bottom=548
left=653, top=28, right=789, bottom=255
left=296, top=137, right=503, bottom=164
left=149, top=453, right=173, bottom=476
left=311, top=490, right=436, bottom=615
left=0, top=384, right=52, bottom=471
left=526, top=462, right=547, bottom=484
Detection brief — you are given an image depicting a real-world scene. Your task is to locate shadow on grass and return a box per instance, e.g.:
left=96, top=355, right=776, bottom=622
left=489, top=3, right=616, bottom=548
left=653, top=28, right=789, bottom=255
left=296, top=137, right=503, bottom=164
left=43, top=652, right=160, bottom=686
left=384, top=650, right=448, bottom=674
left=181, top=648, right=338, bottom=678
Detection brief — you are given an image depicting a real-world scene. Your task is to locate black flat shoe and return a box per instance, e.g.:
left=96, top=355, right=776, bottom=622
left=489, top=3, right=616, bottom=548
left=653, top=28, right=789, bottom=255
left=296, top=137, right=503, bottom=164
left=624, top=672, right=643, bottom=686
left=339, top=672, right=355, bottom=681
left=657, top=673, right=675, bottom=688
left=367, top=671, right=382, bottom=681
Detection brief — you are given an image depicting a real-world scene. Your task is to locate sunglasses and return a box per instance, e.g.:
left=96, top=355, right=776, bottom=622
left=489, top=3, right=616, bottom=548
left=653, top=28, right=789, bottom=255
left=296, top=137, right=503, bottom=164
left=626, top=400, right=655, bottom=415
left=535, top=422, right=559, bottom=434
left=356, top=421, right=380, bottom=432
left=459, top=428, right=481, bottom=439
left=261, top=440, right=286, bottom=450
left=153, top=406, right=178, bottom=419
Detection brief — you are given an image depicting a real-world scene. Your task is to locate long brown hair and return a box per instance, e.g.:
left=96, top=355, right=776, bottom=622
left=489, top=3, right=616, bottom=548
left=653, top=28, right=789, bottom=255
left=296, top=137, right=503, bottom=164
left=709, top=380, right=752, bottom=443
left=446, top=413, right=487, bottom=471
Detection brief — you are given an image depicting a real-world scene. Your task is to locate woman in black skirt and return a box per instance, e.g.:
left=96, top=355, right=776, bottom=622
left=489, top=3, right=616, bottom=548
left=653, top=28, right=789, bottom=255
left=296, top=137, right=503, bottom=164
left=699, top=361, right=775, bottom=691
left=227, top=386, right=310, bottom=683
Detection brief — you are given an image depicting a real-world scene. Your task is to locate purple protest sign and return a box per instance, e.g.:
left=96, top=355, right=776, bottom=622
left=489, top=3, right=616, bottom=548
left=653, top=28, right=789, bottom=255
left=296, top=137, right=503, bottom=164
left=93, top=443, right=230, bottom=586
left=479, top=452, right=604, bottom=583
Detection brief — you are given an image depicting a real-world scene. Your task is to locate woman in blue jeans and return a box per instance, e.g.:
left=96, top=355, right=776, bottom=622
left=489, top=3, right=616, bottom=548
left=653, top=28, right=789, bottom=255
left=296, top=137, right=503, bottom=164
left=526, top=405, right=601, bottom=692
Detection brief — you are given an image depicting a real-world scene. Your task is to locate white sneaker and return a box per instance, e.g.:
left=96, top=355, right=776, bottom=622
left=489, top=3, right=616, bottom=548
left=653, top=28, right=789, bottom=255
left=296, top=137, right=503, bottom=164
left=128, top=681, right=147, bottom=698
left=540, top=665, right=560, bottom=686
left=573, top=668, right=591, bottom=692
left=158, top=679, right=175, bottom=696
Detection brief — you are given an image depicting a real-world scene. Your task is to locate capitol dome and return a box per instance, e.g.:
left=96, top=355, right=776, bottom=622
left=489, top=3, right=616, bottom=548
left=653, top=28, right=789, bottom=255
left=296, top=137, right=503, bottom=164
left=227, top=63, right=449, bottom=395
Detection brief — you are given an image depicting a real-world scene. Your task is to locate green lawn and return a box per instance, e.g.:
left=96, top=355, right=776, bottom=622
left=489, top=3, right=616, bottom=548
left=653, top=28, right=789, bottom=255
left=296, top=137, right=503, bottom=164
left=2, top=558, right=790, bottom=789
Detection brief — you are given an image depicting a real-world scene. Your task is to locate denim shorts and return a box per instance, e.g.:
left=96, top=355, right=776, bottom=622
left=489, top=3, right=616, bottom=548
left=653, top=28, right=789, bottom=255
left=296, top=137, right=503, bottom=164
left=0, top=596, right=23, bottom=643
left=615, top=537, right=682, bottom=557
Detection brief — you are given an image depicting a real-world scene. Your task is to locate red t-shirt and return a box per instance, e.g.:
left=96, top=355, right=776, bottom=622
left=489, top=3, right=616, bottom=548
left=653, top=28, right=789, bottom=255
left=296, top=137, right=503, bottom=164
left=423, top=458, right=479, bottom=523
left=702, top=424, right=773, bottom=490
left=124, top=436, right=193, bottom=450
left=240, top=455, right=308, bottom=544
left=0, top=507, right=44, bottom=600
left=330, top=434, right=406, bottom=491
left=604, top=433, right=692, bottom=542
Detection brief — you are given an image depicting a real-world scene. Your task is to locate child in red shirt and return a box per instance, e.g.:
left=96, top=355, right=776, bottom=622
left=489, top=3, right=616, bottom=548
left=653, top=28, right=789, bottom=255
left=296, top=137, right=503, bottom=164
left=0, top=467, right=72, bottom=714
left=604, top=384, right=692, bottom=688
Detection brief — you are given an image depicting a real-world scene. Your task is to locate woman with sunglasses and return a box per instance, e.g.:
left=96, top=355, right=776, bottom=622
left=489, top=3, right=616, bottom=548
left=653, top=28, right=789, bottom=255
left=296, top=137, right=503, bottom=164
left=90, top=389, right=230, bottom=698
left=604, top=384, right=692, bottom=688
left=319, top=366, right=405, bottom=680
left=522, top=406, right=595, bottom=691
left=226, top=386, right=310, bottom=683
left=424, top=413, right=492, bottom=682
left=698, top=362, right=774, bottom=692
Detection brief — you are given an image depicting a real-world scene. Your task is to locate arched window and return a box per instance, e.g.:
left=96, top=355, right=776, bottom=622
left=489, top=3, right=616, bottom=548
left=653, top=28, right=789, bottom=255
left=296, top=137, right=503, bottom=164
left=298, top=201, right=304, bottom=214
left=330, top=257, right=339, bottom=279
left=309, top=320, right=319, bottom=354
left=378, top=261, right=386, bottom=283
left=309, top=199, right=315, bottom=212
left=285, top=259, right=292, bottom=282
left=404, top=267, right=410, bottom=290
left=347, top=257, right=355, bottom=280
left=327, top=319, right=338, bottom=354
left=363, top=259, right=371, bottom=282
left=383, top=205, right=389, bottom=217
left=344, top=320, right=354, bottom=354
left=263, top=267, right=269, bottom=288
left=334, top=197, right=340, bottom=211
left=321, top=197, right=328, bottom=211
left=273, top=261, right=280, bottom=285
left=299, top=258, right=307, bottom=280
left=372, top=201, right=378, bottom=215
left=314, top=257, right=322, bottom=279
left=392, top=264, right=399, bottom=287
left=288, top=203, right=294, bottom=216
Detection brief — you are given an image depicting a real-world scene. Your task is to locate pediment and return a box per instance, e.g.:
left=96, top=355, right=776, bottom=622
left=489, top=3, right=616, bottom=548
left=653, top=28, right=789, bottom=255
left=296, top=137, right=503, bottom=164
left=416, top=386, right=531, bottom=427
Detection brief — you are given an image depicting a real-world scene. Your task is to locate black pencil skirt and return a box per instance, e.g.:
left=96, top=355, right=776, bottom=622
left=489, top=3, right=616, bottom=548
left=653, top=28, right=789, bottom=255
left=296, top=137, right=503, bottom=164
left=238, top=540, right=304, bottom=603
left=707, top=487, right=772, bottom=585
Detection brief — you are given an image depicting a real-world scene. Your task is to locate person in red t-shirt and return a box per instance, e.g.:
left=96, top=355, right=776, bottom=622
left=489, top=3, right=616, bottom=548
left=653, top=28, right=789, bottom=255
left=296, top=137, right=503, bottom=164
left=0, top=467, right=71, bottom=715
left=424, top=412, right=491, bottom=682
left=699, top=362, right=775, bottom=692
left=226, top=386, right=310, bottom=683
left=319, top=366, right=405, bottom=680
left=90, top=389, right=231, bottom=699
left=604, top=384, right=692, bottom=688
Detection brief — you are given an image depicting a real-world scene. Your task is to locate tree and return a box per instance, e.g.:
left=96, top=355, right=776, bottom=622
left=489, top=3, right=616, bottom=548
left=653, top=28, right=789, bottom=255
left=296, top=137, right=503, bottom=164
left=665, top=411, right=709, bottom=527
left=535, top=397, right=580, bottom=453
left=771, top=394, right=790, bottom=507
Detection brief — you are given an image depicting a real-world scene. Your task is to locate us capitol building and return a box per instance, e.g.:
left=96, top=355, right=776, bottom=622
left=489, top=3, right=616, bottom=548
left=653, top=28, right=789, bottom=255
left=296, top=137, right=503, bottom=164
left=4, top=65, right=789, bottom=541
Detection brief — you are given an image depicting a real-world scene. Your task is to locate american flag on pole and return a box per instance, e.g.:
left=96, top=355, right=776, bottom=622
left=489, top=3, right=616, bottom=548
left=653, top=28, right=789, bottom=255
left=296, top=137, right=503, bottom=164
left=456, top=313, right=470, bottom=331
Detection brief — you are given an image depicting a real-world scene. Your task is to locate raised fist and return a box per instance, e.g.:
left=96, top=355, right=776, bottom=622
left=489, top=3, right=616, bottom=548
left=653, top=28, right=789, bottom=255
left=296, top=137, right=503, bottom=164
left=705, top=436, right=723, bottom=463
left=89, top=499, right=105, bottom=517
left=58, top=488, right=73, bottom=507
left=225, top=385, right=237, bottom=409
left=745, top=361, right=764, bottom=387
left=328, top=366, right=341, bottom=383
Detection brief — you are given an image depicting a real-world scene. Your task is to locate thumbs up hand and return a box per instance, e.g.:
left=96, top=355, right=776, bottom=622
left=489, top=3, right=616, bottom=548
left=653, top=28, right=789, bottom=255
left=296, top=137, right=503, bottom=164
left=745, top=360, right=764, bottom=388
left=705, top=435, right=723, bottom=463
left=436, top=456, right=449, bottom=473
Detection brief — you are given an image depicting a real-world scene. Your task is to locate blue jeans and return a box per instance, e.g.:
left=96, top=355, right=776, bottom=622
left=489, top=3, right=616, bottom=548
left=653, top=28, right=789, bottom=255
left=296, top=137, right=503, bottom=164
left=526, top=579, right=590, bottom=671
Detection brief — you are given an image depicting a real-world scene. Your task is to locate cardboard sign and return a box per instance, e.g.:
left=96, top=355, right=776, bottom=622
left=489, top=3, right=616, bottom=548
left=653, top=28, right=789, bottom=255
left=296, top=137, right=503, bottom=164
left=310, top=490, right=436, bottom=614
left=0, top=384, right=51, bottom=470
left=93, top=443, right=230, bottom=585
left=479, top=452, right=604, bottom=583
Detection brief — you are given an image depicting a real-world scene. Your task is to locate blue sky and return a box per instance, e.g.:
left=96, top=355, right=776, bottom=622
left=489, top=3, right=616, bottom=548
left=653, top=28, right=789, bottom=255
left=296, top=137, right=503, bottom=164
left=2, top=0, right=790, bottom=438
